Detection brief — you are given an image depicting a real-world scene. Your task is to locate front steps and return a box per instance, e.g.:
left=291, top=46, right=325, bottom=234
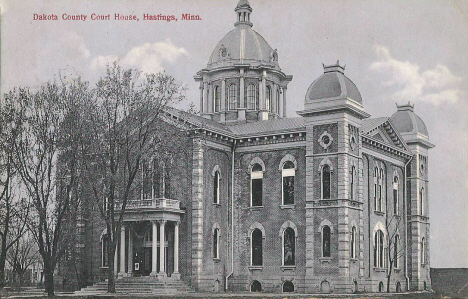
left=79, top=276, right=195, bottom=295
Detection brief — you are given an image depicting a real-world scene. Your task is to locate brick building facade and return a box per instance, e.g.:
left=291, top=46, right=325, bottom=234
left=62, top=0, right=433, bottom=294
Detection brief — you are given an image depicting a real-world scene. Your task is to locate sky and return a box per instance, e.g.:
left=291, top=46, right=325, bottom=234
left=1, top=0, right=467, bottom=268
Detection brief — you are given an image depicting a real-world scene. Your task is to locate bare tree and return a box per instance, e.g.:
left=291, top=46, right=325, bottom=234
left=6, top=77, right=91, bottom=297
left=6, top=231, right=40, bottom=292
left=83, top=63, right=187, bottom=293
left=385, top=213, right=406, bottom=292
left=0, top=100, right=31, bottom=288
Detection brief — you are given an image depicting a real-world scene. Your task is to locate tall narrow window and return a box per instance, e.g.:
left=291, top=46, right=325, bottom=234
left=322, top=165, right=331, bottom=199
left=394, top=235, right=400, bottom=269
left=213, top=228, right=220, bottom=259
left=420, top=187, right=425, bottom=216
left=265, top=86, right=271, bottom=112
left=228, top=84, right=237, bottom=110
left=152, top=159, right=161, bottom=198
left=251, top=163, right=263, bottom=207
left=101, top=234, right=109, bottom=267
left=247, top=84, right=258, bottom=110
left=213, top=171, right=220, bottom=204
left=421, top=237, right=426, bottom=264
left=283, top=228, right=295, bottom=265
left=164, top=163, right=171, bottom=198
left=282, top=161, right=295, bottom=205
left=214, top=86, right=220, bottom=112
left=251, top=229, right=263, bottom=266
left=393, top=176, right=399, bottom=215
left=374, top=230, right=385, bottom=268
left=276, top=90, right=280, bottom=114
left=350, top=166, right=356, bottom=200
left=378, top=169, right=384, bottom=212
left=351, top=226, right=357, bottom=259
left=322, top=225, right=331, bottom=257
left=374, top=167, right=378, bottom=210
left=142, top=159, right=152, bottom=199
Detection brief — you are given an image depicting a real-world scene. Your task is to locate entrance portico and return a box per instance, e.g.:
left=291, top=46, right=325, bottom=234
left=115, top=198, right=184, bottom=281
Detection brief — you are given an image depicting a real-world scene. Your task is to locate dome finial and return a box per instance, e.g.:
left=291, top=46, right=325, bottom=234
left=235, top=0, right=253, bottom=27
left=323, top=60, right=346, bottom=74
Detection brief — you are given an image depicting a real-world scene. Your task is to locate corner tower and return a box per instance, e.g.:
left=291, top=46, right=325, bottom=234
left=195, top=0, right=292, bottom=125
left=391, top=103, right=434, bottom=291
left=298, top=62, right=370, bottom=293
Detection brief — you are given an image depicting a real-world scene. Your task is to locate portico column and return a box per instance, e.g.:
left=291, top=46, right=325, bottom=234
left=119, top=224, right=126, bottom=276
left=151, top=221, right=158, bottom=276
left=127, top=226, right=133, bottom=275
left=173, top=221, right=180, bottom=279
left=158, top=220, right=167, bottom=279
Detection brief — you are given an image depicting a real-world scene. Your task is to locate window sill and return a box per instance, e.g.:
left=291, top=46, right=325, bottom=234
left=374, top=211, right=385, bottom=216
left=319, top=257, right=332, bottom=263
left=280, top=266, right=296, bottom=271
left=213, top=203, right=221, bottom=207
left=373, top=267, right=387, bottom=272
left=99, top=267, right=109, bottom=270
left=213, top=258, right=221, bottom=263
left=280, top=204, right=295, bottom=210
left=421, top=263, right=428, bottom=267
left=350, top=258, right=358, bottom=263
left=249, top=206, right=264, bottom=210
left=395, top=268, right=401, bottom=273
left=248, top=266, right=263, bottom=271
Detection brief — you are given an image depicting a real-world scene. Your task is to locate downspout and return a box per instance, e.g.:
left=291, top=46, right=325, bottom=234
left=365, top=154, right=371, bottom=278
left=404, top=155, right=413, bottom=290
left=225, top=140, right=236, bottom=291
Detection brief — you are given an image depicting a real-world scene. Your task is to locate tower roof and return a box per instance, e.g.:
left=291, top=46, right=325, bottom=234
left=305, top=61, right=362, bottom=103
left=390, top=103, right=429, bottom=137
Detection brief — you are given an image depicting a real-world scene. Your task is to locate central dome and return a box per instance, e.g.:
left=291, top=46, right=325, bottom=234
left=207, top=0, right=279, bottom=69
left=208, top=28, right=275, bottom=66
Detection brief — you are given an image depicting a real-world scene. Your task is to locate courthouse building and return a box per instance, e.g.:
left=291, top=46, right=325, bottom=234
left=66, top=0, right=433, bottom=294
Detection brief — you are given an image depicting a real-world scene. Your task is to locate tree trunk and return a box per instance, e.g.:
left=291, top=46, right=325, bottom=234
left=43, top=266, right=55, bottom=297
left=0, top=249, right=6, bottom=288
left=387, top=264, right=393, bottom=293
left=107, top=245, right=116, bottom=293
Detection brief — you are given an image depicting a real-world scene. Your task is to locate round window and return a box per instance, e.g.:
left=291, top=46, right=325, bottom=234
left=322, top=135, right=330, bottom=146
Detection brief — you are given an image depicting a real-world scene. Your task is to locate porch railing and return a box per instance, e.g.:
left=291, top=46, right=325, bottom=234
left=117, top=198, right=180, bottom=210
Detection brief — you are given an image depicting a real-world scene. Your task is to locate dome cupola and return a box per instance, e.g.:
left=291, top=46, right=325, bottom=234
left=194, top=0, right=293, bottom=125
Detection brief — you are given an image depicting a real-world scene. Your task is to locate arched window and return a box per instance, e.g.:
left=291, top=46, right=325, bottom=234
left=251, top=229, right=263, bottom=266
left=251, top=163, right=263, bottom=207
left=393, top=176, right=399, bottom=215
left=322, top=165, right=331, bottom=199
left=214, top=86, right=220, bottom=112
left=250, top=280, right=262, bottom=292
left=350, top=166, right=356, bottom=200
left=213, top=170, right=220, bottom=204
left=420, top=187, right=425, bottom=216
left=247, top=84, right=258, bottom=110
left=421, top=237, right=426, bottom=264
left=322, top=225, right=331, bottom=257
left=351, top=226, right=357, bottom=259
left=282, top=161, right=295, bottom=205
left=276, top=89, right=280, bottom=114
left=379, top=281, right=384, bottom=292
left=283, top=281, right=294, bottom=293
left=101, top=233, right=109, bottom=267
left=394, top=234, right=400, bottom=269
left=283, top=227, right=295, bottom=266
left=265, top=86, right=271, bottom=112
left=374, top=167, right=379, bottom=211
left=213, top=228, right=220, bottom=259
left=374, top=229, right=385, bottom=268
left=228, top=84, right=237, bottom=110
